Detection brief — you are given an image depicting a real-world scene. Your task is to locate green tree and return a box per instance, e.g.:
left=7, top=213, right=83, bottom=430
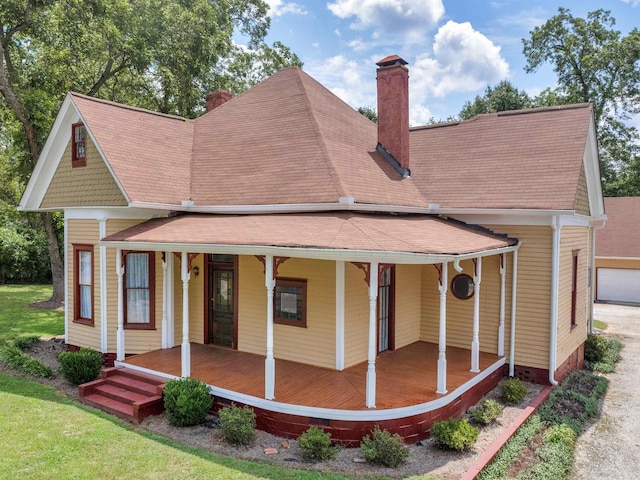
left=459, top=81, right=532, bottom=120
left=0, top=0, right=300, bottom=299
left=357, top=106, right=377, bottom=123
left=523, top=8, right=640, bottom=195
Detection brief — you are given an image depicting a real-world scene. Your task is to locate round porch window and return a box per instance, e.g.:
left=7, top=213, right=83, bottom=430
left=451, top=274, right=475, bottom=300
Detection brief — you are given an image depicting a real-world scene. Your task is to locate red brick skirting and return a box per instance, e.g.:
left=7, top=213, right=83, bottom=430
left=461, top=385, right=554, bottom=480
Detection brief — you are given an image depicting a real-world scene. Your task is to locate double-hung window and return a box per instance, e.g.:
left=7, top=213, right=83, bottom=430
left=124, top=252, right=155, bottom=329
left=72, top=123, right=86, bottom=167
left=74, top=245, right=94, bottom=325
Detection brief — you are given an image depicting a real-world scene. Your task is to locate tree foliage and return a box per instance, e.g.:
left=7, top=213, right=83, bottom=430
left=459, top=81, right=532, bottom=120
left=522, top=8, right=640, bottom=195
left=0, top=0, right=301, bottom=293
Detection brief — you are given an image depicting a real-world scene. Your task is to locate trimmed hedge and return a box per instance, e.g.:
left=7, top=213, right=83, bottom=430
left=163, top=378, right=213, bottom=427
left=500, top=377, right=528, bottom=405
left=58, top=348, right=103, bottom=385
left=430, top=418, right=479, bottom=452
left=469, top=398, right=503, bottom=425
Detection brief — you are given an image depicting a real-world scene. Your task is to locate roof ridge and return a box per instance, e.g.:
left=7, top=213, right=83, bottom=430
left=69, top=92, right=191, bottom=122
left=296, top=70, right=349, bottom=200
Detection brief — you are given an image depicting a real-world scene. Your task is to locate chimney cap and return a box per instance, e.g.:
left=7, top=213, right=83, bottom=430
left=376, top=55, right=408, bottom=68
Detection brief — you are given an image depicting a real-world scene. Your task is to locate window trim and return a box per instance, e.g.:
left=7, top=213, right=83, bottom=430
left=72, top=122, right=86, bottom=167
left=73, top=244, right=94, bottom=326
left=123, top=251, right=156, bottom=330
left=571, top=250, right=579, bottom=328
left=274, top=277, right=307, bottom=328
left=450, top=273, right=475, bottom=300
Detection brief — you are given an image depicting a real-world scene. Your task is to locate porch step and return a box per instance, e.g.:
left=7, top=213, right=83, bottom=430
left=79, top=367, right=166, bottom=423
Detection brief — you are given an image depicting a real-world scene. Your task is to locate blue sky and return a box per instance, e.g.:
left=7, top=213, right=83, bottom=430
left=261, top=0, right=640, bottom=125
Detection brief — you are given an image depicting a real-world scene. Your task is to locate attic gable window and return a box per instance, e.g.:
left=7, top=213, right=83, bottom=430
left=72, top=123, right=86, bottom=167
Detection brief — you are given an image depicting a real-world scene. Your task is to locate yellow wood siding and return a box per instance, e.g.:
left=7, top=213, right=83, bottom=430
left=41, top=138, right=127, bottom=208
left=343, top=262, right=369, bottom=368
left=574, top=165, right=590, bottom=216
left=67, top=219, right=101, bottom=350
left=238, top=257, right=337, bottom=369
left=394, top=264, right=422, bottom=349
left=556, top=227, right=589, bottom=367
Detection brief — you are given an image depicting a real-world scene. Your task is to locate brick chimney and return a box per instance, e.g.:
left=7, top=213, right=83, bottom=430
left=205, top=90, right=233, bottom=112
left=376, top=55, right=409, bottom=170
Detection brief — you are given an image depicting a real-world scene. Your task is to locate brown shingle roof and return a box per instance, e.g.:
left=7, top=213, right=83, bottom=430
left=70, top=93, right=194, bottom=204
left=102, top=212, right=516, bottom=256
left=409, top=104, right=593, bottom=210
left=597, top=197, right=640, bottom=258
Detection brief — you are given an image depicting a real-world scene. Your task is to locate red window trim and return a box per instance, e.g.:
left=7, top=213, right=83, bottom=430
left=274, top=277, right=307, bottom=328
left=571, top=249, right=579, bottom=328
left=72, top=122, right=86, bottom=168
left=123, top=251, right=156, bottom=330
left=73, top=244, right=94, bottom=326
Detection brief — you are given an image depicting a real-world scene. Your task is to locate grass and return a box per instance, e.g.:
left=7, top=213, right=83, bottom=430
left=593, top=319, right=608, bottom=330
left=0, top=373, right=376, bottom=480
left=0, top=285, right=64, bottom=344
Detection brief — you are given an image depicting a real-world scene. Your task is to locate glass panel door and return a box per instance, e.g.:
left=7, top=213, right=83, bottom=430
left=208, top=262, right=236, bottom=348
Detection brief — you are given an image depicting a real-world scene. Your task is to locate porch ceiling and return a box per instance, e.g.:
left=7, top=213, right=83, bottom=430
left=101, top=212, right=517, bottom=260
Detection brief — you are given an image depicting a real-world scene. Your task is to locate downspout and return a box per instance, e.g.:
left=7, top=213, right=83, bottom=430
left=590, top=220, right=607, bottom=333
left=509, top=241, right=522, bottom=377
left=549, top=216, right=561, bottom=386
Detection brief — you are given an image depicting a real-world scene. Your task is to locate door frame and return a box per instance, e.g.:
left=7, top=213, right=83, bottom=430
left=203, top=255, right=239, bottom=349
left=377, top=264, right=396, bottom=353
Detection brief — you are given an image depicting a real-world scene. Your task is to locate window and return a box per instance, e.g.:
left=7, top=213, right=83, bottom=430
left=73, top=245, right=94, bottom=325
left=124, top=252, right=155, bottom=329
left=571, top=250, right=579, bottom=328
left=451, top=273, right=475, bottom=300
left=274, top=278, right=307, bottom=327
left=72, top=122, right=86, bottom=167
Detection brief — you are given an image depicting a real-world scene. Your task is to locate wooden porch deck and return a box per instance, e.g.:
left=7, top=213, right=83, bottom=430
left=123, top=341, right=501, bottom=410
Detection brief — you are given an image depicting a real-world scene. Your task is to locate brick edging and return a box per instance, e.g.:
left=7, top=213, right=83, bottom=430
left=460, top=385, right=554, bottom=480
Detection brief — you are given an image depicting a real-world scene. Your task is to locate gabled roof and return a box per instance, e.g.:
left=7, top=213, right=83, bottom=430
left=597, top=197, right=640, bottom=258
left=190, top=67, right=426, bottom=207
left=409, top=104, right=599, bottom=211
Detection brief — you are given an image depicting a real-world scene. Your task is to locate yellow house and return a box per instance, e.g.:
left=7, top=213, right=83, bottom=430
left=20, top=56, right=605, bottom=443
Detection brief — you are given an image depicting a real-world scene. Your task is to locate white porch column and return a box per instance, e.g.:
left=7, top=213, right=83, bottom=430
left=498, top=254, right=506, bottom=356
left=265, top=255, right=276, bottom=400
left=509, top=247, right=519, bottom=376
left=161, top=253, right=173, bottom=349
left=166, top=252, right=175, bottom=347
left=437, top=262, right=448, bottom=394
left=335, top=261, right=345, bottom=371
left=181, top=252, right=191, bottom=378
left=366, top=261, right=379, bottom=408
left=471, top=257, right=482, bottom=373
left=63, top=218, right=69, bottom=343
left=99, top=219, right=108, bottom=353
left=116, top=249, right=125, bottom=361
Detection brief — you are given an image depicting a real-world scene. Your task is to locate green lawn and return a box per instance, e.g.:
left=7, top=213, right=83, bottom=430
left=0, top=285, right=64, bottom=344
left=0, top=373, right=378, bottom=480
left=593, top=319, right=608, bottom=330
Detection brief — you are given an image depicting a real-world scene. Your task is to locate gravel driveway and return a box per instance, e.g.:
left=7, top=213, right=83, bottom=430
left=571, top=304, right=640, bottom=480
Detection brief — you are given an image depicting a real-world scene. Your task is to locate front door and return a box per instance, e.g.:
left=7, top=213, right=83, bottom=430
left=206, top=255, right=237, bottom=348
left=378, top=265, right=395, bottom=353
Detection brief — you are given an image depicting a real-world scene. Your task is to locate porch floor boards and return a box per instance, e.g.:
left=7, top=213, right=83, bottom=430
left=123, top=341, right=501, bottom=410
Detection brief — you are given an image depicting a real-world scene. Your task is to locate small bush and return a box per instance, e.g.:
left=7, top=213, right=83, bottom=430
left=163, top=378, right=213, bottom=427
left=297, top=427, right=337, bottom=461
left=360, top=426, right=410, bottom=467
left=585, top=336, right=623, bottom=373
left=430, top=418, right=479, bottom=452
left=58, top=348, right=103, bottom=385
left=562, top=370, right=608, bottom=399
left=218, top=404, right=256, bottom=445
left=469, top=398, right=503, bottom=425
left=543, top=423, right=576, bottom=448
left=584, top=333, right=608, bottom=362
left=0, top=345, right=54, bottom=378
left=11, top=335, right=41, bottom=350
left=500, top=377, right=528, bottom=405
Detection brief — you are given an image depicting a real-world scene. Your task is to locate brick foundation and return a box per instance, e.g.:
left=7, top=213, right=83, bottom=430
left=513, top=341, right=585, bottom=385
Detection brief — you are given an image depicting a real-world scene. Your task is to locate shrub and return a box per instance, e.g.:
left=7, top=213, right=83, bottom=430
left=584, top=333, right=608, bottom=362
left=585, top=336, right=623, bottom=373
left=500, top=377, right=528, bottom=405
left=0, top=345, right=54, bottom=378
left=218, top=404, right=256, bottom=445
left=163, top=378, right=213, bottom=427
left=430, top=418, right=479, bottom=452
left=58, top=348, right=103, bottom=385
left=543, top=423, right=576, bottom=448
left=469, top=398, right=503, bottom=425
left=360, top=426, right=409, bottom=467
left=297, top=427, right=337, bottom=461
left=562, top=370, right=608, bottom=399
left=11, top=335, right=41, bottom=350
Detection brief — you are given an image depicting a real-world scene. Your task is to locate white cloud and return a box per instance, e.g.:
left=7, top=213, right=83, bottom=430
left=334, top=28, right=341, bottom=37
left=622, top=0, right=640, bottom=7
left=264, top=0, right=307, bottom=16
left=347, top=38, right=370, bottom=52
left=411, top=21, right=509, bottom=100
left=327, top=0, right=445, bottom=44
left=312, top=42, right=320, bottom=48
left=494, top=7, right=549, bottom=31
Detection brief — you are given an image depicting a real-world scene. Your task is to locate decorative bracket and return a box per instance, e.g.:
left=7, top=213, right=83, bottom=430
left=173, top=252, right=199, bottom=272
left=473, top=258, right=478, bottom=277
left=433, top=263, right=443, bottom=286
left=351, top=262, right=371, bottom=286
left=255, top=255, right=290, bottom=279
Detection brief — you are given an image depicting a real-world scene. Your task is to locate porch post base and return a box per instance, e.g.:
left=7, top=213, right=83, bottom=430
left=471, top=340, right=480, bottom=373
left=365, top=368, right=376, bottom=408
left=436, top=358, right=447, bottom=394
left=181, top=342, right=191, bottom=378
left=265, top=357, right=275, bottom=400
